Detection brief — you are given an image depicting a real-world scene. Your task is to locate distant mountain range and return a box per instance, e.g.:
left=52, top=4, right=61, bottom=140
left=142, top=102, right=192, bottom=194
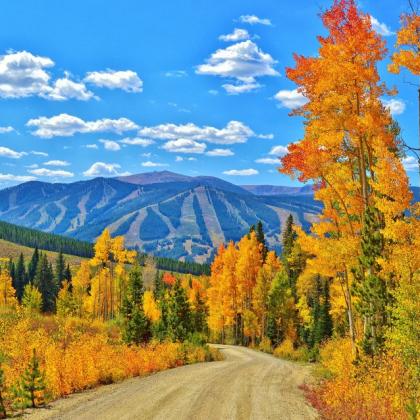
left=4, top=170, right=416, bottom=263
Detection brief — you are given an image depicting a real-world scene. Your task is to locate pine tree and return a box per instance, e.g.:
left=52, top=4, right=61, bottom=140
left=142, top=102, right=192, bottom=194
left=167, top=278, right=192, bottom=342
left=282, top=215, right=297, bottom=258
left=34, top=254, right=57, bottom=313
left=55, top=252, right=65, bottom=291
left=64, top=264, right=72, bottom=283
left=256, top=220, right=268, bottom=261
left=14, top=253, right=27, bottom=301
left=27, top=248, right=39, bottom=283
left=13, top=349, right=47, bottom=409
left=153, top=270, right=164, bottom=299
left=352, top=206, right=388, bottom=355
left=122, top=265, right=150, bottom=344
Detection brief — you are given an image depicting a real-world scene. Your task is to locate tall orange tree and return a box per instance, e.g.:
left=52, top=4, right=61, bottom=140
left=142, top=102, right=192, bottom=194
left=280, top=0, right=412, bottom=356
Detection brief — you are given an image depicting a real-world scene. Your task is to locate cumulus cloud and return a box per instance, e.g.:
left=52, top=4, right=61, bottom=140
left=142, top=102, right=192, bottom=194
left=219, top=28, right=250, bottom=42
left=0, top=173, right=36, bottom=182
left=83, top=162, right=130, bottom=177
left=44, top=160, right=70, bottom=166
left=206, top=148, right=234, bottom=157
left=28, top=168, right=74, bottom=177
left=139, top=120, right=254, bottom=145
left=239, top=15, right=272, bottom=26
left=0, top=146, right=26, bottom=159
left=100, top=139, right=121, bottom=151
left=269, top=145, right=289, bottom=156
left=370, top=16, right=394, bottom=36
left=274, top=89, right=308, bottom=109
left=255, top=157, right=279, bottom=164
left=0, top=50, right=54, bottom=98
left=162, top=139, right=207, bottom=154
left=0, top=126, right=15, bottom=133
left=196, top=40, right=279, bottom=93
left=141, top=161, right=169, bottom=167
left=402, top=156, right=419, bottom=171
left=46, top=76, right=95, bottom=101
left=223, top=168, right=259, bottom=176
left=84, top=70, right=143, bottom=93
left=27, top=113, right=139, bottom=138
left=383, top=98, right=406, bottom=115
left=85, top=144, right=99, bottom=149
left=120, top=137, right=154, bottom=147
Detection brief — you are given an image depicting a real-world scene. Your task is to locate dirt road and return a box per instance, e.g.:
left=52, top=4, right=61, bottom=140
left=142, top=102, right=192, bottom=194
left=26, top=345, right=318, bottom=420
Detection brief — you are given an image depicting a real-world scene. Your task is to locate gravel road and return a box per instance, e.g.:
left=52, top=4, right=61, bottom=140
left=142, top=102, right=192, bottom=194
left=26, top=344, right=318, bottom=420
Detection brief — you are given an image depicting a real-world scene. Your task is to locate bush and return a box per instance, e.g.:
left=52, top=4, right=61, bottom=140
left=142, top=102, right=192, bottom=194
left=258, top=337, right=273, bottom=354
left=273, top=339, right=310, bottom=362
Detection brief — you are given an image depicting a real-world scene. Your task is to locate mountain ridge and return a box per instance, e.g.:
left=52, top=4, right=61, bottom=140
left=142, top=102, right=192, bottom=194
left=0, top=171, right=331, bottom=262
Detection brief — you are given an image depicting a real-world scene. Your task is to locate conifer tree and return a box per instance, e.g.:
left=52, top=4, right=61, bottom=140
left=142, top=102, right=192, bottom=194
left=14, top=253, right=27, bottom=301
left=122, top=265, right=150, bottom=344
left=352, top=206, right=388, bottom=355
left=55, top=252, right=65, bottom=291
left=27, top=247, right=39, bottom=283
left=256, top=220, right=268, bottom=261
left=13, top=349, right=47, bottom=409
left=166, top=278, right=192, bottom=342
left=34, top=254, right=57, bottom=313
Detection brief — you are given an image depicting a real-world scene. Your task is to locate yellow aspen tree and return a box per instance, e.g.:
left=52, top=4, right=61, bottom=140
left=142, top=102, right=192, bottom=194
left=0, top=269, right=17, bottom=310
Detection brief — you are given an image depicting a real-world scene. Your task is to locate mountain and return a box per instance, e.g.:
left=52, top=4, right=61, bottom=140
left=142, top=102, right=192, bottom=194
left=0, top=172, right=322, bottom=262
left=241, top=184, right=314, bottom=196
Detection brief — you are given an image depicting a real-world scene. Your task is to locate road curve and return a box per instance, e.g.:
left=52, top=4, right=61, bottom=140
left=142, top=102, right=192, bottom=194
left=26, top=345, right=318, bottom=420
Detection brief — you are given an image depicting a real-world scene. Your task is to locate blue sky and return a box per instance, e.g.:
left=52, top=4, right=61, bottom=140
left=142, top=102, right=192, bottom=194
left=0, top=0, right=418, bottom=188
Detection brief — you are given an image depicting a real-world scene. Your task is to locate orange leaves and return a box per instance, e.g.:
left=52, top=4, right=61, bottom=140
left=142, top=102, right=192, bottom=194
left=390, top=13, right=420, bottom=75
left=162, top=272, right=176, bottom=287
left=0, top=314, right=209, bottom=400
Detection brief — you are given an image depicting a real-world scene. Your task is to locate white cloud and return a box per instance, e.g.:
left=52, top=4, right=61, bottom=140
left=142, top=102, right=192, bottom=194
left=223, top=81, right=261, bottom=94
left=85, top=144, right=99, bottom=149
left=164, top=70, right=188, bottom=78
left=383, top=98, right=406, bottom=115
left=44, top=160, right=70, bottom=167
left=274, top=89, right=308, bottom=109
left=223, top=168, right=259, bottom=176
left=269, top=145, right=288, bottom=156
left=370, top=16, right=394, bottom=36
left=100, top=139, right=121, bottom=151
left=46, top=76, right=95, bottom=101
left=162, top=138, right=207, bottom=154
left=402, top=156, right=419, bottom=171
left=208, top=89, right=219, bottom=95
left=29, top=168, right=74, bottom=177
left=84, top=70, right=143, bottom=92
left=196, top=40, right=279, bottom=93
left=30, top=151, right=48, bottom=156
left=120, top=137, right=154, bottom=147
left=0, top=146, right=26, bottom=159
left=27, top=113, right=139, bottom=138
left=0, top=173, right=36, bottom=182
left=83, top=162, right=129, bottom=177
left=0, top=50, right=54, bottom=98
left=206, top=148, right=234, bottom=157
left=139, top=120, right=254, bottom=145
left=142, top=152, right=151, bottom=158
left=258, top=133, right=274, bottom=140
left=255, top=157, right=279, bottom=164
left=141, top=161, right=169, bottom=167
left=219, top=28, right=250, bottom=42
left=0, top=126, right=14, bottom=133
left=239, top=15, right=272, bottom=26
